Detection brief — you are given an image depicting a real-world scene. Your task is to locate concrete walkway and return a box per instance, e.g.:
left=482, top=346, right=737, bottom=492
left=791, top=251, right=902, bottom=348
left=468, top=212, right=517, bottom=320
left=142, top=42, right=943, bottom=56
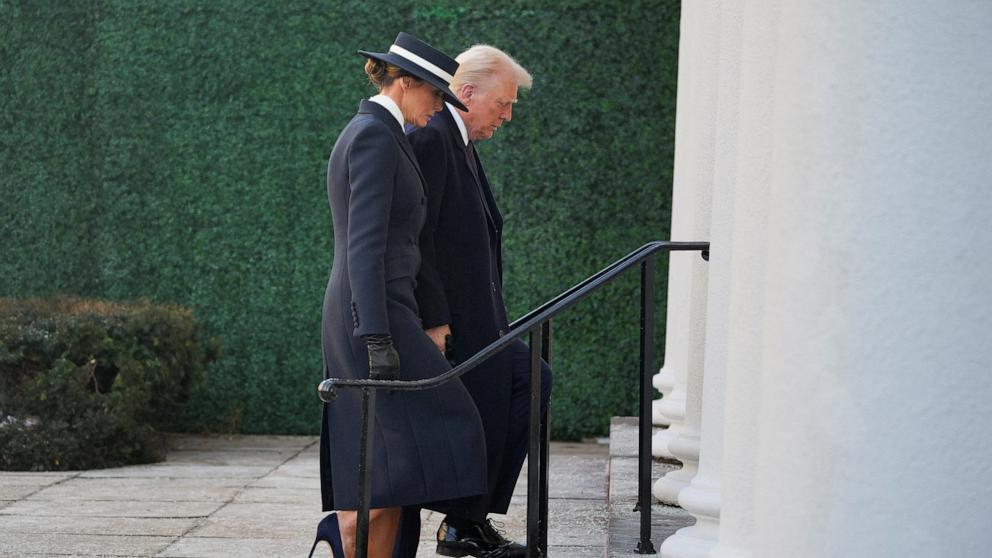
left=0, top=435, right=610, bottom=557
left=605, top=418, right=693, bottom=557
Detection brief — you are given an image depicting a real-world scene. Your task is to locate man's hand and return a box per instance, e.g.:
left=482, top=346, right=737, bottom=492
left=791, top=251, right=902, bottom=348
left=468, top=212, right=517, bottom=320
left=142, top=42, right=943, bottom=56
left=425, top=324, right=451, bottom=354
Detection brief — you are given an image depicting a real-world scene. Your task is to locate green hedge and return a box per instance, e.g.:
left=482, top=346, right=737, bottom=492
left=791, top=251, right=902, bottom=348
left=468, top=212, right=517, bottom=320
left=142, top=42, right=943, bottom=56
left=1, top=0, right=679, bottom=439
left=0, top=297, right=218, bottom=470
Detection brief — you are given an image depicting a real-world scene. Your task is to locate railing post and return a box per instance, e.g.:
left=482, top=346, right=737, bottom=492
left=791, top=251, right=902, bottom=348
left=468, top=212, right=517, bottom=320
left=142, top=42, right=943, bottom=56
left=637, top=257, right=658, bottom=554
left=527, top=324, right=543, bottom=558
left=356, top=387, right=376, bottom=558
left=539, top=320, right=552, bottom=556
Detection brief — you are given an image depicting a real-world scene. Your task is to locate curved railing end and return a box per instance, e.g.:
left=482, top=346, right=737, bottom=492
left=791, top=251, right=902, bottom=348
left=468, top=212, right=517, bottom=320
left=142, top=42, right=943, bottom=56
left=318, top=379, right=337, bottom=403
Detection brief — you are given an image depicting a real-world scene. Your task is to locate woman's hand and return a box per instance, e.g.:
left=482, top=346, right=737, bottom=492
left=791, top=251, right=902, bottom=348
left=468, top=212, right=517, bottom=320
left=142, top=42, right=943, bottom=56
left=365, top=334, right=400, bottom=380
left=425, top=324, right=451, bottom=354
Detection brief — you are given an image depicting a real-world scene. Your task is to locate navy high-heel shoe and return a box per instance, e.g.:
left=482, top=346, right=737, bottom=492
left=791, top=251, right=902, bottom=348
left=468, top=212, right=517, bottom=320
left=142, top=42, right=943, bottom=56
left=309, top=508, right=421, bottom=557
left=308, top=513, right=345, bottom=558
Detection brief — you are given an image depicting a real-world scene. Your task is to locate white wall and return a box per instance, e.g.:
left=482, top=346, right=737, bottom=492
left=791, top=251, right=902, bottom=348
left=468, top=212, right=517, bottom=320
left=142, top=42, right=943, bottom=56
left=691, top=2, right=992, bottom=557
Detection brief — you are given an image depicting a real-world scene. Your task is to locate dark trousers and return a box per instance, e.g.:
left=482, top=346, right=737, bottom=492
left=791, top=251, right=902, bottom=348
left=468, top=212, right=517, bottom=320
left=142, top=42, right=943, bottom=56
left=499, top=339, right=554, bottom=512
left=393, top=508, right=421, bottom=557
left=449, top=339, right=554, bottom=522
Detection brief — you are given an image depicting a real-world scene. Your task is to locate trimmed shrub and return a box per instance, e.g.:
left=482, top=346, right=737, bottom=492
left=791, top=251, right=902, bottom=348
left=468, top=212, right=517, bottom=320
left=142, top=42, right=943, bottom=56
left=0, top=297, right=218, bottom=470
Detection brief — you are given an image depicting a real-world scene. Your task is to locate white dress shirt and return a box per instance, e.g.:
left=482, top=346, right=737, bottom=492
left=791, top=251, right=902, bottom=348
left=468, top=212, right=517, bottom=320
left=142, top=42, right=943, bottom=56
left=446, top=102, right=469, bottom=146
left=369, top=94, right=404, bottom=129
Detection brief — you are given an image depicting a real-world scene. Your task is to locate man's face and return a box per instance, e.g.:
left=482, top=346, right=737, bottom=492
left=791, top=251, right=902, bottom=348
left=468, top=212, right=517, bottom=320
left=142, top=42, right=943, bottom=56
left=460, top=71, right=518, bottom=142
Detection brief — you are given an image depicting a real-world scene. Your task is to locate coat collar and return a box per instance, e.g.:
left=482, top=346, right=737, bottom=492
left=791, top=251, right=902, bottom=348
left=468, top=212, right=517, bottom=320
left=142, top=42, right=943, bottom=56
left=359, top=99, right=405, bottom=138
left=433, top=103, right=469, bottom=149
left=446, top=102, right=469, bottom=146
left=368, top=94, right=405, bottom=129
left=431, top=105, right=503, bottom=232
left=358, top=100, right=426, bottom=191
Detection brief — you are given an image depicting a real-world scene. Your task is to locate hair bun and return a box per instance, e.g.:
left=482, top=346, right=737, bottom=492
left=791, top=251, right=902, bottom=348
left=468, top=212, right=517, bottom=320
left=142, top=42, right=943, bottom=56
left=364, top=58, right=389, bottom=88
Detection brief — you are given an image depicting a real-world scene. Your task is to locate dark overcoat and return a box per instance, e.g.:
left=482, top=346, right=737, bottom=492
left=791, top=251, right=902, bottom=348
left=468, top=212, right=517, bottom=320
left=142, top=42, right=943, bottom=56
left=320, top=100, right=486, bottom=512
left=408, top=106, right=517, bottom=515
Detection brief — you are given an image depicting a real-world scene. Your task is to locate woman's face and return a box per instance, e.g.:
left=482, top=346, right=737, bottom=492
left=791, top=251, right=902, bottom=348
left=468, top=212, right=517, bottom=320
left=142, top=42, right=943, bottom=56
left=403, top=79, right=444, bottom=128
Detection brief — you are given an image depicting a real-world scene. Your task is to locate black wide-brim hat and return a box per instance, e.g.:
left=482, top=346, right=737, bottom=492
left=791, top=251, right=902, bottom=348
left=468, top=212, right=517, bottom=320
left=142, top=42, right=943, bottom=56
left=358, top=32, right=468, bottom=112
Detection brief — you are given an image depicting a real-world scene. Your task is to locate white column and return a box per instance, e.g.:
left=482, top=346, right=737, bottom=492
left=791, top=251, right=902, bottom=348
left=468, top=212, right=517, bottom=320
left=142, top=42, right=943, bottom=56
left=734, top=3, right=992, bottom=557
left=652, top=390, right=672, bottom=427
left=652, top=269, right=686, bottom=460
left=653, top=228, right=692, bottom=453
left=708, top=1, right=779, bottom=557
left=652, top=245, right=690, bottom=458
left=651, top=0, right=702, bottom=463
left=662, top=0, right=744, bottom=555
left=653, top=0, right=714, bottom=506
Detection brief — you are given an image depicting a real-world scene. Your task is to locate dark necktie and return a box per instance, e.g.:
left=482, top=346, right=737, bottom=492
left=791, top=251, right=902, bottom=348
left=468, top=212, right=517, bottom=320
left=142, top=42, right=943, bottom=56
left=463, top=140, right=496, bottom=226
left=464, top=141, right=481, bottom=183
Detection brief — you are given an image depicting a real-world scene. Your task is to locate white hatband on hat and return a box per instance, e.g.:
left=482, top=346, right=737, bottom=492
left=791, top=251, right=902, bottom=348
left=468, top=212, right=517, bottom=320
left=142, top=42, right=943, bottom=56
left=388, top=44, right=454, bottom=84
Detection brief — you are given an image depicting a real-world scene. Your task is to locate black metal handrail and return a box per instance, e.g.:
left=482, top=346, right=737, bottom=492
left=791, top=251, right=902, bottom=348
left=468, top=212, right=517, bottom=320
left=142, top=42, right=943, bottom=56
left=318, top=240, right=709, bottom=558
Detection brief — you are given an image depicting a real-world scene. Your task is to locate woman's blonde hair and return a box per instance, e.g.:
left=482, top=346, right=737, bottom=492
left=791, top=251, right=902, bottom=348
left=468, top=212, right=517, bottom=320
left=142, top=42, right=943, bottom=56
left=450, top=45, right=532, bottom=94
left=364, top=58, right=416, bottom=89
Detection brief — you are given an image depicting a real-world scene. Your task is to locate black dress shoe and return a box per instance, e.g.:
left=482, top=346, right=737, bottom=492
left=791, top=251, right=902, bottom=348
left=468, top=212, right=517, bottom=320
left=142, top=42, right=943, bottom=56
left=478, top=519, right=527, bottom=557
left=436, top=518, right=527, bottom=557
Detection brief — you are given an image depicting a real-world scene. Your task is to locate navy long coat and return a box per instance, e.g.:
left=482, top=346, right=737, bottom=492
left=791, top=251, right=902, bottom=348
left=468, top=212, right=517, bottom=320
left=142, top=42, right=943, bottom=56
left=320, top=100, right=486, bottom=512
left=408, top=106, right=518, bottom=515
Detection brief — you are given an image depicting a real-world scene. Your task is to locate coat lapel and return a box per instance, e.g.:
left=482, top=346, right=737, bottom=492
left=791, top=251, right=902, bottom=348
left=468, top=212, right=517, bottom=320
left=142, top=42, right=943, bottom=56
left=358, top=100, right=427, bottom=193
left=436, top=106, right=501, bottom=233
left=472, top=155, right=504, bottom=231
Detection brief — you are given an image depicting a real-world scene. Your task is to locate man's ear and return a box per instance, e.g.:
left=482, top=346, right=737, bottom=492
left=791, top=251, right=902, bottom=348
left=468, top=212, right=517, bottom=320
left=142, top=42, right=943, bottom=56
left=460, top=84, right=475, bottom=104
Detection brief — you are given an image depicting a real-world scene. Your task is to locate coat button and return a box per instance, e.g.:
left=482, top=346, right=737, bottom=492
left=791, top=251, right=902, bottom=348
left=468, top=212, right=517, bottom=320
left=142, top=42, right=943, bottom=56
left=498, top=329, right=506, bottom=337
left=491, top=281, right=496, bottom=293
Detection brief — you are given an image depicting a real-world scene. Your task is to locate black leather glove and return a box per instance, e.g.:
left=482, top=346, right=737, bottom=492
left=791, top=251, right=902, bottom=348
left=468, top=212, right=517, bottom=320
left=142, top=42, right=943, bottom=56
left=365, top=334, right=400, bottom=380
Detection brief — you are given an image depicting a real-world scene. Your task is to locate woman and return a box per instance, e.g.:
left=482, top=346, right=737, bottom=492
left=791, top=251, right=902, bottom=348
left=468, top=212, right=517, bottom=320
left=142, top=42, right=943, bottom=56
left=312, top=33, right=487, bottom=558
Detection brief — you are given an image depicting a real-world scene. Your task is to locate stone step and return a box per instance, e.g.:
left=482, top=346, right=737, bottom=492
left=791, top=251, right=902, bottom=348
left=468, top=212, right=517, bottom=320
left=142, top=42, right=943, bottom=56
left=606, top=417, right=693, bottom=557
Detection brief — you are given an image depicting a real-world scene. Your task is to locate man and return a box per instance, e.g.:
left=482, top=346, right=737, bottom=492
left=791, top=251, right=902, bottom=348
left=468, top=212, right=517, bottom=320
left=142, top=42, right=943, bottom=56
left=408, top=45, right=553, bottom=558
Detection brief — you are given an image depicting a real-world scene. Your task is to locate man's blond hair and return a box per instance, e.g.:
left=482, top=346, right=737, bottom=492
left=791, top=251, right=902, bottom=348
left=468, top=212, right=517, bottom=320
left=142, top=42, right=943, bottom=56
left=450, top=45, right=533, bottom=94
